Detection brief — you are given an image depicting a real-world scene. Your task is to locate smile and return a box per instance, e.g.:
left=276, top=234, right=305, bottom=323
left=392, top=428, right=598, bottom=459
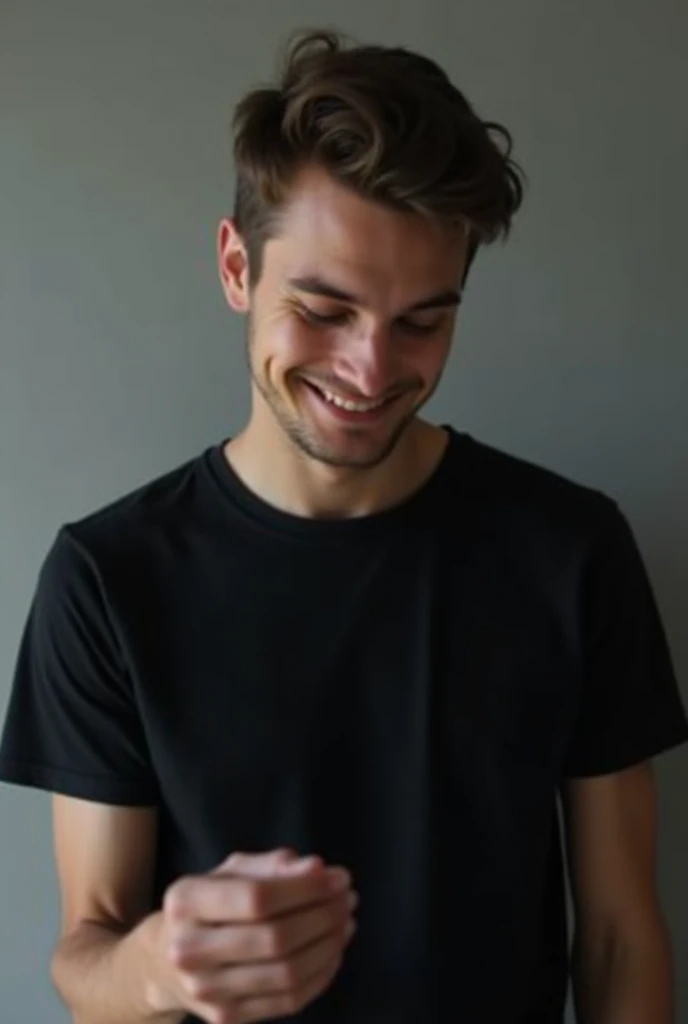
left=301, top=378, right=401, bottom=421
left=319, top=388, right=388, bottom=412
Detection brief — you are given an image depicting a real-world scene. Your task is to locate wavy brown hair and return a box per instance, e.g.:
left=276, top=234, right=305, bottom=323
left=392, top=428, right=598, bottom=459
left=232, top=30, right=525, bottom=285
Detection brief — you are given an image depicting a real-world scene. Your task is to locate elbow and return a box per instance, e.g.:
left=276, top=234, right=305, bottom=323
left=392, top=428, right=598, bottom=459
left=574, top=899, right=672, bottom=962
left=572, top=914, right=675, bottom=1023
left=49, top=919, right=121, bottom=1014
left=50, top=934, right=73, bottom=1004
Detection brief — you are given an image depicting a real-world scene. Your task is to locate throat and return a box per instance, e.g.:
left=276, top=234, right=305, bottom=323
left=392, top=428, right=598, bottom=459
left=224, top=420, right=448, bottom=521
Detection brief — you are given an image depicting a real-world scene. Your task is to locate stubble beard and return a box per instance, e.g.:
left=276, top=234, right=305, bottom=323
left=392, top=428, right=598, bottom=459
left=245, top=325, right=435, bottom=470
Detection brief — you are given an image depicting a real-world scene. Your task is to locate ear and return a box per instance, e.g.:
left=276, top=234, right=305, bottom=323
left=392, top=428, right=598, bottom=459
left=217, top=219, right=250, bottom=313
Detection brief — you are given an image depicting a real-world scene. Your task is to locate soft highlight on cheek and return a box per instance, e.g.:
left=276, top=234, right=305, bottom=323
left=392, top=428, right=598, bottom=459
left=252, top=307, right=313, bottom=408
left=245, top=293, right=451, bottom=469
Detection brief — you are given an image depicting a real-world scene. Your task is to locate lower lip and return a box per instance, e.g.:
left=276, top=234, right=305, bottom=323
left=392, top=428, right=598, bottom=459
left=302, top=380, right=401, bottom=425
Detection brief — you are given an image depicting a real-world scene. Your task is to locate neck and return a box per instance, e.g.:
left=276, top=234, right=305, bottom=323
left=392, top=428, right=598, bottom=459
left=224, top=416, right=449, bottom=520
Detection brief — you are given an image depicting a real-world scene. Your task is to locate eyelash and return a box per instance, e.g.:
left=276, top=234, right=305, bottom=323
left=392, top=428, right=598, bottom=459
left=299, top=307, right=440, bottom=336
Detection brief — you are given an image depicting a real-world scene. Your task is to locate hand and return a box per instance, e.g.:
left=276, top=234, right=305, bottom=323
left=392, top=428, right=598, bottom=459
left=148, top=848, right=358, bottom=1024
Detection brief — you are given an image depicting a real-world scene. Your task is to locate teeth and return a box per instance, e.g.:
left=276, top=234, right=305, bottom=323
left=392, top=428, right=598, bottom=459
left=322, top=389, right=386, bottom=412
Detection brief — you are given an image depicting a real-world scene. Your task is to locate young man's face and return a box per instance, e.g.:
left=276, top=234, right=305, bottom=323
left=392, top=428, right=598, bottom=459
left=220, top=165, right=469, bottom=470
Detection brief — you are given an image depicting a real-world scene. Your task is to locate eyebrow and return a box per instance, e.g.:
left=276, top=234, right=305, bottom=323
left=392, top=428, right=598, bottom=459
left=288, top=275, right=462, bottom=314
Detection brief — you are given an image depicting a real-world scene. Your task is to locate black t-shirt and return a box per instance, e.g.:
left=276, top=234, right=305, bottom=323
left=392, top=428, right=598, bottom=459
left=1, top=427, right=686, bottom=1022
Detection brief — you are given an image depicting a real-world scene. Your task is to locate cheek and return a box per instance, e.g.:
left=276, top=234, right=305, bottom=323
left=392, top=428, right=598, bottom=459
left=407, top=334, right=453, bottom=385
left=255, top=317, right=313, bottom=372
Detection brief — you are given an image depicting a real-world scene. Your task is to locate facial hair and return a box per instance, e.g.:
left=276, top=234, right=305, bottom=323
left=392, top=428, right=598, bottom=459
left=245, top=319, right=441, bottom=470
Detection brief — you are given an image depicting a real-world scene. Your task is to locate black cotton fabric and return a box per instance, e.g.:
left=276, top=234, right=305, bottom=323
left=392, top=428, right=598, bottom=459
left=1, top=427, right=686, bottom=1023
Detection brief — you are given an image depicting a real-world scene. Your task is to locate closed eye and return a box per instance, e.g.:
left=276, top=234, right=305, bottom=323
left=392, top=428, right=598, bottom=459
left=300, top=307, right=349, bottom=327
left=397, top=318, right=442, bottom=336
left=299, top=306, right=442, bottom=336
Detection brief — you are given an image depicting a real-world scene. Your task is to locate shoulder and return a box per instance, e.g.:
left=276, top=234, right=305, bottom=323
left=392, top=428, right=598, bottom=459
left=446, top=430, right=619, bottom=543
left=437, top=431, right=631, bottom=598
left=51, top=443, right=223, bottom=580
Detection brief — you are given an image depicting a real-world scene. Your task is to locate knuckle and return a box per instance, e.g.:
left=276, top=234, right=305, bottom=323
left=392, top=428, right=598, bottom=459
left=164, top=877, right=195, bottom=918
left=260, top=925, right=283, bottom=958
left=167, top=939, right=198, bottom=969
left=275, top=958, right=297, bottom=989
left=164, top=923, right=196, bottom=965
left=241, top=879, right=265, bottom=918
left=180, top=971, right=211, bottom=1001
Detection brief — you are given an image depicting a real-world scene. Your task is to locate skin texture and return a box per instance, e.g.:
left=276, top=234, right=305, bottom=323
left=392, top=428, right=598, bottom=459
left=218, top=163, right=468, bottom=519
left=49, top=165, right=675, bottom=1024
left=51, top=803, right=357, bottom=1024
left=563, top=763, right=673, bottom=1023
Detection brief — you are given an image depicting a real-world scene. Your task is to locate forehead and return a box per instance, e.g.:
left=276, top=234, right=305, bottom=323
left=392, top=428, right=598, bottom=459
left=262, top=166, right=468, bottom=303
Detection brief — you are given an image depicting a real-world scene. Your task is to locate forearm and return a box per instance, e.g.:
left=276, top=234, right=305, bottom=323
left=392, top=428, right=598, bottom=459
left=51, top=911, right=184, bottom=1024
left=571, top=924, right=674, bottom=1024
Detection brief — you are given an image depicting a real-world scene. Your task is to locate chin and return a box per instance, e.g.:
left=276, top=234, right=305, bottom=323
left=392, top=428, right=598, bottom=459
left=287, top=416, right=414, bottom=470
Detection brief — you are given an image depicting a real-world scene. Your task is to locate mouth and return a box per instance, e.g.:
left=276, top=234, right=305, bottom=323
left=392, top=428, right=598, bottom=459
left=300, top=378, right=404, bottom=424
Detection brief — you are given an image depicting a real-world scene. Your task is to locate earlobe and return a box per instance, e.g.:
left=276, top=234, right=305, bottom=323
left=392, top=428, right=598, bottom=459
left=217, top=218, right=250, bottom=313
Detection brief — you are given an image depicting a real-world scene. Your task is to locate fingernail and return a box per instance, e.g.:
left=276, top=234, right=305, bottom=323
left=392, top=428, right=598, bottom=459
left=327, top=867, right=351, bottom=891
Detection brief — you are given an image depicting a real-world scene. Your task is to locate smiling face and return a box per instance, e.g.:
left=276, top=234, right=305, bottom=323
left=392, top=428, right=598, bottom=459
left=219, top=165, right=469, bottom=470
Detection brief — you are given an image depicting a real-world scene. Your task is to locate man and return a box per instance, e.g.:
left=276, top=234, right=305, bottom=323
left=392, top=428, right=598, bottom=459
left=0, top=28, right=686, bottom=1024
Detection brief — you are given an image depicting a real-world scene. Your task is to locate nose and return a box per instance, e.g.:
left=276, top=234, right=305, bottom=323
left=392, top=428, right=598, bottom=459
left=331, top=326, right=395, bottom=398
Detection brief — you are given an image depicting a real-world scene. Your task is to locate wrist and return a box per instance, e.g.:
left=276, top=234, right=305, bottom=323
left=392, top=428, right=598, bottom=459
left=135, top=911, right=183, bottom=1019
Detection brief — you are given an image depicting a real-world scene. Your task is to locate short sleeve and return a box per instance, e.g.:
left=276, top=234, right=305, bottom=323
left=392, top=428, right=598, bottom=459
left=564, top=502, right=688, bottom=778
left=0, top=529, right=159, bottom=805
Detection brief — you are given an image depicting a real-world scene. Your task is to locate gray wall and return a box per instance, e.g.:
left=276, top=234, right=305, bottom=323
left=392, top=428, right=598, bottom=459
left=1, top=1, right=686, bottom=1020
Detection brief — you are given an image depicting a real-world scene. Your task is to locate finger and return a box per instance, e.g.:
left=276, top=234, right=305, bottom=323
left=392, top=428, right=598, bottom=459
left=168, top=889, right=356, bottom=968
left=257, top=888, right=357, bottom=960
left=273, top=854, right=325, bottom=875
left=224, top=851, right=328, bottom=881
left=166, top=865, right=351, bottom=924
left=186, top=1000, right=238, bottom=1024
left=175, top=925, right=342, bottom=1004
left=233, top=955, right=342, bottom=1023
left=212, top=848, right=299, bottom=876
left=223, top=918, right=351, bottom=997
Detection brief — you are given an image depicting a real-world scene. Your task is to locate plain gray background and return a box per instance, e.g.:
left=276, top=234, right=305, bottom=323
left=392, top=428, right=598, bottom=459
left=1, top=1, right=686, bottom=1020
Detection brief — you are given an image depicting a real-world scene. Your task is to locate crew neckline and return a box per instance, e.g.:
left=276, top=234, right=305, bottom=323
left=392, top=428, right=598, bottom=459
left=204, top=425, right=469, bottom=543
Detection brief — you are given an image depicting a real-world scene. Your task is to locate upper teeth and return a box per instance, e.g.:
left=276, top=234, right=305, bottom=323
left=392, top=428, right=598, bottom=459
left=322, top=389, right=386, bottom=412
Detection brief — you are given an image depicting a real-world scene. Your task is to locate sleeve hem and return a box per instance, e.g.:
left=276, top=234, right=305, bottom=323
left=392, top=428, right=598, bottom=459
left=0, top=756, right=159, bottom=806
left=563, top=721, right=688, bottom=779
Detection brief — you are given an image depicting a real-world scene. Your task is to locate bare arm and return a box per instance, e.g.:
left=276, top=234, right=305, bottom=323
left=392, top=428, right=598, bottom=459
left=563, top=762, right=674, bottom=1024
left=49, top=795, right=356, bottom=1024
left=50, top=794, right=180, bottom=1024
